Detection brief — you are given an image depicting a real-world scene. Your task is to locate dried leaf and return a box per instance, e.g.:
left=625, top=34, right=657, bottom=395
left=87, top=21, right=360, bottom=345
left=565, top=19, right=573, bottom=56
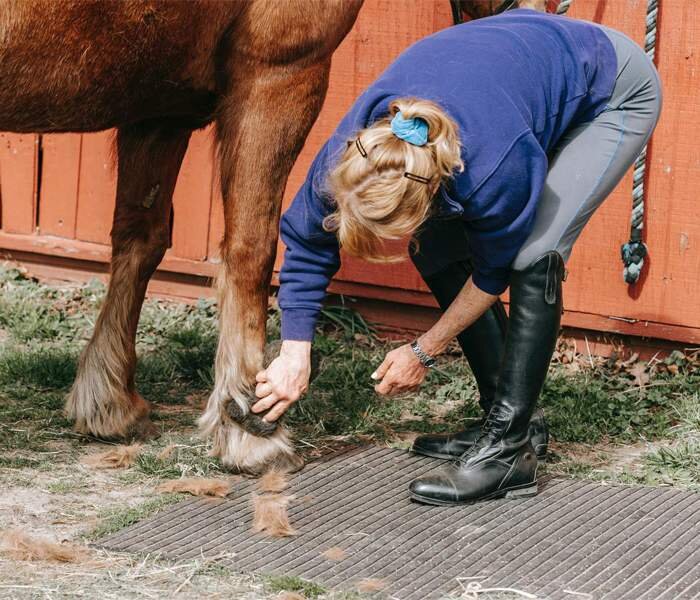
left=82, top=444, right=141, bottom=469
left=277, top=593, right=305, bottom=600
left=628, top=362, right=650, bottom=387
left=157, top=477, right=232, bottom=497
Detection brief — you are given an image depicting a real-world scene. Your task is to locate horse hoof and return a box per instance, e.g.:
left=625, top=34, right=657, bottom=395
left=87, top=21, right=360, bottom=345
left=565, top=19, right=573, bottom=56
left=225, top=398, right=279, bottom=437
left=265, top=450, right=305, bottom=475
left=126, top=415, right=158, bottom=442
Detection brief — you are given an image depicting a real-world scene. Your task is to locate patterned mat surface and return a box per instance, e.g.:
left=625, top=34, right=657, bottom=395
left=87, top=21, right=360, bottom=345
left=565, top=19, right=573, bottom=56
left=102, top=446, right=700, bottom=599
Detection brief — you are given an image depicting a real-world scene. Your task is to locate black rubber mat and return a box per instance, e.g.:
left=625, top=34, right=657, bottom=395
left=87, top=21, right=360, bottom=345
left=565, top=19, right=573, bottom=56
left=101, top=447, right=700, bottom=600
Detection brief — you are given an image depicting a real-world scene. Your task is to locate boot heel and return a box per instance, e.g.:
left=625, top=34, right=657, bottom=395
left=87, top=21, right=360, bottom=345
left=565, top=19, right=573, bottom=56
left=505, top=485, right=538, bottom=499
left=534, top=444, right=548, bottom=461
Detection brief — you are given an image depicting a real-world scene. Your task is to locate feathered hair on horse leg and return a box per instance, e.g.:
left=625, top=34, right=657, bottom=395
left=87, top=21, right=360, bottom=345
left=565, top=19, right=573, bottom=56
left=198, top=264, right=304, bottom=476
left=65, top=250, right=154, bottom=441
left=66, top=124, right=190, bottom=442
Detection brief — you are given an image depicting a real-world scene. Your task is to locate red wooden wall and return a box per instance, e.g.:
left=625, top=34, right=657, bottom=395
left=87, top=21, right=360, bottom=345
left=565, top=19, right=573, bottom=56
left=0, top=0, right=698, bottom=344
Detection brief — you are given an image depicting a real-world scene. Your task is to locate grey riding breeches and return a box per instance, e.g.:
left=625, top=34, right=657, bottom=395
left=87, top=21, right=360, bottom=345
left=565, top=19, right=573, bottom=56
left=411, top=25, right=662, bottom=281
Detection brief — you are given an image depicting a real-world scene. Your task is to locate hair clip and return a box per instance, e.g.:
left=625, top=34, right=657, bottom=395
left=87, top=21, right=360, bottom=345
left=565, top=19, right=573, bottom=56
left=404, top=172, right=431, bottom=184
left=355, top=137, right=368, bottom=158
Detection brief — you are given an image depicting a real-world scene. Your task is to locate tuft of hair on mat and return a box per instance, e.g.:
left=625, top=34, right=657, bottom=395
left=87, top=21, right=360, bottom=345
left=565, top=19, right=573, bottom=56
left=156, top=477, right=233, bottom=498
left=251, top=493, right=297, bottom=538
left=321, top=546, right=347, bottom=561
left=258, top=470, right=289, bottom=494
left=356, top=578, right=388, bottom=593
left=0, top=530, right=90, bottom=563
left=82, top=444, right=142, bottom=469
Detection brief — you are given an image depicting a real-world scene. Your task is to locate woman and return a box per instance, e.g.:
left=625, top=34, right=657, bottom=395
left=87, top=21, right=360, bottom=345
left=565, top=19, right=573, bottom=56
left=251, top=8, right=661, bottom=504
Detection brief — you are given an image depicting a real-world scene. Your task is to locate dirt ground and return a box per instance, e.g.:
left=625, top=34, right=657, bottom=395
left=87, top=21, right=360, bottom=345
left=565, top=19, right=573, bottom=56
left=0, top=267, right=697, bottom=599
left=0, top=433, right=280, bottom=600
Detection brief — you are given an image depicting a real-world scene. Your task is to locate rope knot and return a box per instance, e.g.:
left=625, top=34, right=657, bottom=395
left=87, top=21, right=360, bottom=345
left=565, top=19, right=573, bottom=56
left=621, top=241, right=648, bottom=283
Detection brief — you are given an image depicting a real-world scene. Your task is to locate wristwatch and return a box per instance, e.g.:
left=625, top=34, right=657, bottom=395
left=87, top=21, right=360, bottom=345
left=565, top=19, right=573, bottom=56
left=410, top=340, right=437, bottom=368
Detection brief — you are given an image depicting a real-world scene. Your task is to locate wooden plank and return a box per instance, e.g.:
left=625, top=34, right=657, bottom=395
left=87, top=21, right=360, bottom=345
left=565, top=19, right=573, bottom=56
left=561, top=1, right=661, bottom=323
left=560, top=0, right=700, bottom=330
left=635, top=0, right=700, bottom=328
left=0, top=133, right=38, bottom=234
left=75, top=131, right=116, bottom=245
left=170, top=127, right=215, bottom=261
left=0, top=231, right=216, bottom=279
left=38, top=134, right=82, bottom=238
left=2, top=232, right=698, bottom=344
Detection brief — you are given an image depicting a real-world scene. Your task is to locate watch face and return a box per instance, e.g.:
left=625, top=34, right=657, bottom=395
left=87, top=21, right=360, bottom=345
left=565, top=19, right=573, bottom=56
left=425, top=357, right=436, bottom=368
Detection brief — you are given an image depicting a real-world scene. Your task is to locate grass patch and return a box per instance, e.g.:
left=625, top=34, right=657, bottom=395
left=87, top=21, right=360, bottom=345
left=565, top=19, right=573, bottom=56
left=47, top=478, right=88, bottom=494
left=641, top=440, right=700, bottom=488
left=0, top=347, right=77, bottom=390
left=540, top=369, right=679, bottom=443
left=86, top=494, right=183, bottom=541
left=0, top=265, right=698, bottom=491
left=0, top=455, right=41, bottom=469
left=0, top=389, right=74, bottom=455
left=126, top=438, right=224, bottom=482
left=264, top=574, right=327, bottom=598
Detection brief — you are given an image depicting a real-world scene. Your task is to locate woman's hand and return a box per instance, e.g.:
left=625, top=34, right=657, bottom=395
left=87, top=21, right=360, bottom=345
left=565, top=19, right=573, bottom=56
left=252, top=340, right=311, bottom=422
left=372, top=343, right=428, bottom=396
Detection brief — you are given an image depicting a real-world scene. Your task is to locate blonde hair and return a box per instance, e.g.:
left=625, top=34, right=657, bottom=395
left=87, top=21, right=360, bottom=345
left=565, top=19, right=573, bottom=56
left=324, top=98, right=463, bottom=262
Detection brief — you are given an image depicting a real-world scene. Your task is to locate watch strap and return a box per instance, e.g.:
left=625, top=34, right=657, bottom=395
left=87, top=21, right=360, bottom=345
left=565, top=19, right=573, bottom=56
left=411, top=340, right=436, bottom=368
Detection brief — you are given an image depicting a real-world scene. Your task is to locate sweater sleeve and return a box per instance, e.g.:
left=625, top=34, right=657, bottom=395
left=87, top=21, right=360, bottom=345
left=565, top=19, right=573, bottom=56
left=464, top=131, right=548, bottom=295
left=278, top=141, right=341, bottom=341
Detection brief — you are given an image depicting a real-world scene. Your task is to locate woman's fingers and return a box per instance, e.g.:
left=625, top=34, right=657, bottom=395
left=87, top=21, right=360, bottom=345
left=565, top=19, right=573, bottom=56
left=373, top=344, right=428, bottom=396
left=371, top=355, right=393, bottom=381
left=255, top=370, right=267, bottom=383
left=255, top=381, right=273, bottom=398
left=251, top=393, right=278, bottom=413
left=263, top=400, right=292, bottom=423
left=374, top=379, right=394, bottom=395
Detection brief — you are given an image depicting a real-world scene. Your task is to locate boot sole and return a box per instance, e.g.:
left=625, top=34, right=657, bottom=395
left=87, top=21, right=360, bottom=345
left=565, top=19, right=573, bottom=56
left=411, top=447, right=548, bottom=462
left=410, top=482, right=538, bottom=506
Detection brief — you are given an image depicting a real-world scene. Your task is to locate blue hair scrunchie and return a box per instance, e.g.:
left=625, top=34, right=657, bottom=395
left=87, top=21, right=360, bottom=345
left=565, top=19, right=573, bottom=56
left=390, top=111, right=429, bottom=146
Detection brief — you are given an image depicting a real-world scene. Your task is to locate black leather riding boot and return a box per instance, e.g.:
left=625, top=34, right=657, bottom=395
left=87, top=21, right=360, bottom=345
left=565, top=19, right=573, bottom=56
left=410, top=261, right=549, bottom=460
left=425, top=261, right=508, bottom=412
left=409, top=252, right=564, bottom=505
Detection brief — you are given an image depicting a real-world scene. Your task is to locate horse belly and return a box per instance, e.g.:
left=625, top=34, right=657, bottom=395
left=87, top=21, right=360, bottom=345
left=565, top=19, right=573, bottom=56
left=0, top=0, right=233, bottom=132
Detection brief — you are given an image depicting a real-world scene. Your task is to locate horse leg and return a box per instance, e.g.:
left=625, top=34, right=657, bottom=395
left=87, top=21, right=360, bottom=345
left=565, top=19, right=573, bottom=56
left=199, top=61, right=331, bottom=474
left=66, top=122, right=191, bottom=439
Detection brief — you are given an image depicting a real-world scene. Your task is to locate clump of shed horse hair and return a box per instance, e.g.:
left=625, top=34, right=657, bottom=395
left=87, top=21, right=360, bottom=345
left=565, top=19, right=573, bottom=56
left=0, top=530, right=90, bottom=563
left=157, top=478, right=233, bottom=498
left=251, top=470, right=297, bottom=538
left=82, top=444, right=142, bottom=469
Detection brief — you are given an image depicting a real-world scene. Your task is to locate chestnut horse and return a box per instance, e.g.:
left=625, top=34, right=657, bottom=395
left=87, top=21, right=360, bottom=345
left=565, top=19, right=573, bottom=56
left=1, top=0, right=547, bottom=474
left=0, top=0, right=362, bottom=474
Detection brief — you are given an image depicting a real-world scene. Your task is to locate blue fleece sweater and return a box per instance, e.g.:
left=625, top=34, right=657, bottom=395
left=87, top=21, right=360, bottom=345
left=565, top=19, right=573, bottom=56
left=278, top=9, right=617, bottom=341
